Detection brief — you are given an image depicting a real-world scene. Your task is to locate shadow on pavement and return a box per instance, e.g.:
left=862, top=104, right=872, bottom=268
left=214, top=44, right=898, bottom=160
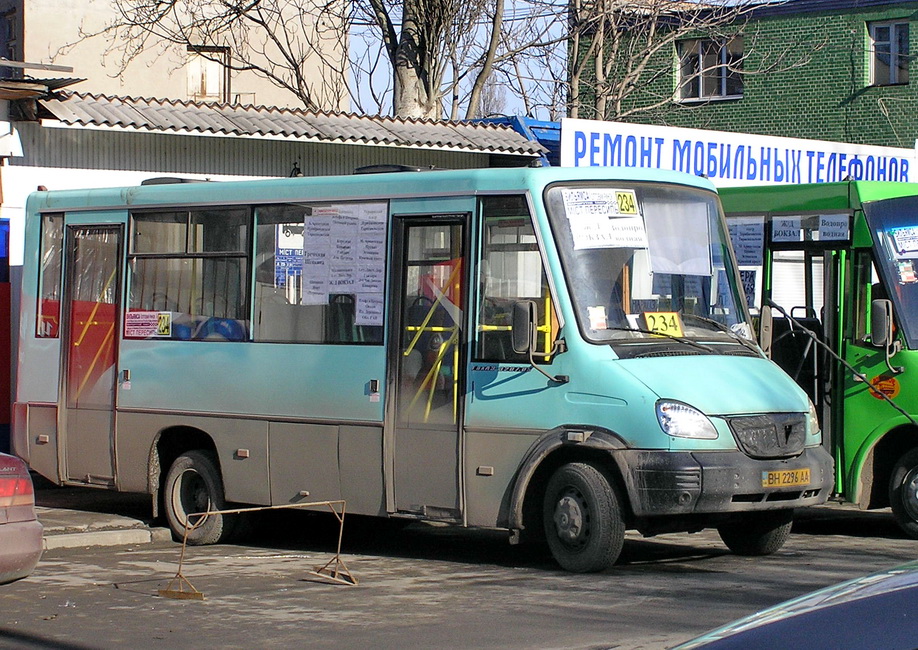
left=792, top=504, right=906, bottom=539
left=0, top=628, right=95, bottom=650
left=32, top=477, right=912, bottom=570
left=33, top=475, right=154, bottom=524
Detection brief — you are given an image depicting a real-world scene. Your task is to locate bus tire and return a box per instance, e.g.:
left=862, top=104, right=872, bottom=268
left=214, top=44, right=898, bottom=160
left=542, top=462, right=624, bottom=573
left=889, top=448, right=918, bottom=539
left=163, top=450, right=235, bottom=545
left=717, top=509, right=793, bottom=556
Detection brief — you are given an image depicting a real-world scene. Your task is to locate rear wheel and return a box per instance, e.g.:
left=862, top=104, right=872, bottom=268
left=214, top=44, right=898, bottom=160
left=163, top=450, right=236, bottom=545
left=889, top=448, right=918, bottom=539
left=542, top=462, right=625, bottom=573
left=717, top=509, right=794, bottom=556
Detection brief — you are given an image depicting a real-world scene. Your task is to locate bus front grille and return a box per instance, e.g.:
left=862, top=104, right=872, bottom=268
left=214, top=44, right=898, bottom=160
left=726, top=413, right=807, bottom=459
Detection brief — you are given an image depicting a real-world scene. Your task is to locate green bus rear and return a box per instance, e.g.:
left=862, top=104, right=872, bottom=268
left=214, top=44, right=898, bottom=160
left=722, top=181, right=918, bottom=536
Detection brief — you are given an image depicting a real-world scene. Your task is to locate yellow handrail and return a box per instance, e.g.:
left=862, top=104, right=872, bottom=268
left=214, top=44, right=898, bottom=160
left=406, top=326, right=459, bottom=423
left=402, top=262, right=462, bottom=358
left=71, top=264, right=118, bottom=403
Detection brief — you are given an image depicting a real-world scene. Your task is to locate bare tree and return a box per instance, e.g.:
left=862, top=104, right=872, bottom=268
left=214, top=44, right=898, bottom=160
left=60, top=0, right=351, bottom=112
left=354, top=0, right=570, bottom=119
left=568, top=0, right=827, bottom=121
left=57, top=0, right=815, bottom=122
left=476, top=71, right=507, bottom=118
left=61, top=0, right=571, bottom=120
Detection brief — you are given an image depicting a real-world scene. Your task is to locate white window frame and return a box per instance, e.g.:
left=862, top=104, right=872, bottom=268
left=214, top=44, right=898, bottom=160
left=677, top=37, right=743, bottom=103
left=869, top=20, right=910, bottom=86
left=187, top=46, right=231, bottom=103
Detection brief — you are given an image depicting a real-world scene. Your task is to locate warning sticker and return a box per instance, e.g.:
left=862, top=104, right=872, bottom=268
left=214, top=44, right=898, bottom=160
left=898, top=260, right=918, bottom=284
left=869, top=375, right=901, bottom=400
left=125, top=311, right=172, bottom=338
left=891, top=226, right=918, bottom=256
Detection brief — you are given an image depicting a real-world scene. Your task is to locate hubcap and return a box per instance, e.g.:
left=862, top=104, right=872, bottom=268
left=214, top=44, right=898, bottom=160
left=553, top=488, right=588, bottom=547
left=903, top=468, right=918, bottom=522
left=175, top=469, right=210, bottom=529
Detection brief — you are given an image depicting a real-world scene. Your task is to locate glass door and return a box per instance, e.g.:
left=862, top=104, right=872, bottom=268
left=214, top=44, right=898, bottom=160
left=61, top=225, right=123, bottom=485
left=389, top=215, right=467, bottom=519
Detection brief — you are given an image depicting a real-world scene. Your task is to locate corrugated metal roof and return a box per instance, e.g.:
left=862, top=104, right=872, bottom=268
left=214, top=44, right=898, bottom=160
left=37, top=91, right=547, bottom=158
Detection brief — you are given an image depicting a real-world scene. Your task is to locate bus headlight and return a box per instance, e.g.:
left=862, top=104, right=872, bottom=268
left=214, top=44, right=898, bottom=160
left=807, top=400, right=822, bottom=441
left=656, top=401, right=718, bottom=440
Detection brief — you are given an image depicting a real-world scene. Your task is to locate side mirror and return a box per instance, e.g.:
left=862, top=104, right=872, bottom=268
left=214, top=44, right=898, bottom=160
left=512, top=300, right=538, bottom=355
left=870, top=298, right=894, bottom=348
left=758, top=304, right=773, bottom=358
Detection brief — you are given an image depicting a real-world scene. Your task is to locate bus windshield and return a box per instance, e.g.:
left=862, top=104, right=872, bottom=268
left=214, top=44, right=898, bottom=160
left=545, top=182, right=754, bottom=354
left=864, top=196, right=918, bottom=350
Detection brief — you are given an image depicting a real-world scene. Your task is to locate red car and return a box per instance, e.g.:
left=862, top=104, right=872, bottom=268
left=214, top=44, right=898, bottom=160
left=0, top=452, right=43, bottom=584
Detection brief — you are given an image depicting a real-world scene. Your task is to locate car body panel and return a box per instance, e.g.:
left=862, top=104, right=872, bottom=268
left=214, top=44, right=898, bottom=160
left=675, top=559, right=918, bottom=649
left=0, top=452, right=43, bottom=585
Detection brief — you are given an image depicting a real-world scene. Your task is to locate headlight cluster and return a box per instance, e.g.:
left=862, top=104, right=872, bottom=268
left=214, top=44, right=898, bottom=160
left=807, top=400, right=822, bottom=439
left=656, top=401, right=718, bottom=440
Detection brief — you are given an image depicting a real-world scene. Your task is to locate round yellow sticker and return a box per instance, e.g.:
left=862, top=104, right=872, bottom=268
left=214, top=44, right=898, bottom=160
left=870, top=375, right=901, bottom=399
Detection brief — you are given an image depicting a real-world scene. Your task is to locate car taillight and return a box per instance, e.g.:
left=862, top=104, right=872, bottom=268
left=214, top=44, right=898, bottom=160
left=0, top=465, right=36, bottom=509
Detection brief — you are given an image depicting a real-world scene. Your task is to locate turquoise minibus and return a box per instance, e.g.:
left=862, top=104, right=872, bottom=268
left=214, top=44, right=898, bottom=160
left=13, top=166, right=832, bottom=572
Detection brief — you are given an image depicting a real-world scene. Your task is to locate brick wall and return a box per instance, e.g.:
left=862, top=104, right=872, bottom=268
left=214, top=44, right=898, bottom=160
left=595, top=2, right=918, bottom=148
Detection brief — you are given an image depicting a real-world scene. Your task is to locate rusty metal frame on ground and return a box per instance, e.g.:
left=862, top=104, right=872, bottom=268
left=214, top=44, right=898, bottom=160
left=159, top=499, right=356, bottom=600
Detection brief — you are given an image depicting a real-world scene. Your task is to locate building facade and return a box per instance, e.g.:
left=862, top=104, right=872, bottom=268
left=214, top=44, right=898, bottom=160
left=0, top=0, right=347, bottom=111
left=588, top=0, right=918, bottom=149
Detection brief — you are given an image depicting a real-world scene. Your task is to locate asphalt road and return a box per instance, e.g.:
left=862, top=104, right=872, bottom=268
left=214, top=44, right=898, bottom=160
left=2, top=504, right=917, bottom=650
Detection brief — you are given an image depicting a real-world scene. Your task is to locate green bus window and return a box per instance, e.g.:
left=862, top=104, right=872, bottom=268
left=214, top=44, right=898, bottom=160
left=37, top=213, right=64, bottom=338
left=253, top=202, right=386, bottom=344
left=852, top=252, right=882, bottom=344
left=126, top=209, right=251, bottom=341
left=476, top=196, right=557, bottom=362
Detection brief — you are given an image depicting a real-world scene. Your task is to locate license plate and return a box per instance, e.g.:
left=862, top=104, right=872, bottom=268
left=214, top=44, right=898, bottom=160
left=762, top=468, right=811, bottom=488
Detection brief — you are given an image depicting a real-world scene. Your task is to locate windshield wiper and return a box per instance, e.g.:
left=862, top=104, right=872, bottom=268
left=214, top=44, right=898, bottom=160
left=679, top=313, right=762, bottom=355
left=607, top=326, right=715, bottom=353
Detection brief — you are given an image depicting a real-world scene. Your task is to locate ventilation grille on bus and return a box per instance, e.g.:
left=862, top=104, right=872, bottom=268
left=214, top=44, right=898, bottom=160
left=727, top=413, right=807, bottom=459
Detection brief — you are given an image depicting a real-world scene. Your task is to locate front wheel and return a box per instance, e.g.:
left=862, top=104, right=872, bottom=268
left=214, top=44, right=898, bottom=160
left=543, top=462, right=625, bottom=573
left=717, top=509, right=794, bottom=556
left=163, top=450, right=236, bottom=545
left=889, top=448, right=918, bottom=539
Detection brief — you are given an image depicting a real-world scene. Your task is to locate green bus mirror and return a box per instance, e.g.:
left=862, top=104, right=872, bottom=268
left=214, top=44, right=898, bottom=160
left=870, top=298, right=893, bottom=348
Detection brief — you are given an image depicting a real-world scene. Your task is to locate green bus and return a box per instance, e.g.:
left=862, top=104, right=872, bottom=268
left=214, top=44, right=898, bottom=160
left=721, top=181, right=918, bottom=536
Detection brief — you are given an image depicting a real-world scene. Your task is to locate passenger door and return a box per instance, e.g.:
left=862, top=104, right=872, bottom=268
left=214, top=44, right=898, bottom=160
left=60, top=224, right=123, bottom=485
left=840, top=250, right=900, bottom=483
left=388, top=213, right=468, bottom=520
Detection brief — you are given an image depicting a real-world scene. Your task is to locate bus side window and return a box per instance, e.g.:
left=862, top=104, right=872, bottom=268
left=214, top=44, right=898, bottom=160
left=851, top=252, right=878, bottom=345
left=475, top=196, right=558, bottom=363
left=37, top=213, right=64, bottom=338
left=127, top=208, right=251, bottom=341
left=252, top=202, right=386, bottom=345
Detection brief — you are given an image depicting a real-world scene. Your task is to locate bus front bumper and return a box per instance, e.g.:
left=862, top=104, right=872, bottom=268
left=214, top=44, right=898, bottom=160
left=617, top=446, right=834, bottom=517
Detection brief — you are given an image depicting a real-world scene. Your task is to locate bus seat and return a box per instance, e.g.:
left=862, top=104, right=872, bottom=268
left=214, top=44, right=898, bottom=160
left=255, top=302, right=300, bottom=341
left=403, top=349, right=422, bottom=381
left=326, top=294, right=357, bottom=343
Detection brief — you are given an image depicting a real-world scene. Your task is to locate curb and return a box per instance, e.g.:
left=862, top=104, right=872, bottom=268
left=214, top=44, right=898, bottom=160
left=44, top=527, right=173, bottom=550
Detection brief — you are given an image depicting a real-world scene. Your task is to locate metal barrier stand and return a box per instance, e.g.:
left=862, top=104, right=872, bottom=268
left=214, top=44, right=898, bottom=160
left=159, top=499, right=356, bottom=601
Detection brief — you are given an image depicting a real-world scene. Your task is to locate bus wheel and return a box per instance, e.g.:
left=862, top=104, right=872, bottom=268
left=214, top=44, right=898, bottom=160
left=163, top=450, right=235, bottom=545
left=717, top=509, right=793, bottom=555
left=889, top=448, right=918, bottom=539
left=542, top=462, right=624, bottom=573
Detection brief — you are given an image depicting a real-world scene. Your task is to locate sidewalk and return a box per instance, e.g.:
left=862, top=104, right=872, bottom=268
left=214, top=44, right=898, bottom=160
left=34, top=482, right=173, bottom=551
